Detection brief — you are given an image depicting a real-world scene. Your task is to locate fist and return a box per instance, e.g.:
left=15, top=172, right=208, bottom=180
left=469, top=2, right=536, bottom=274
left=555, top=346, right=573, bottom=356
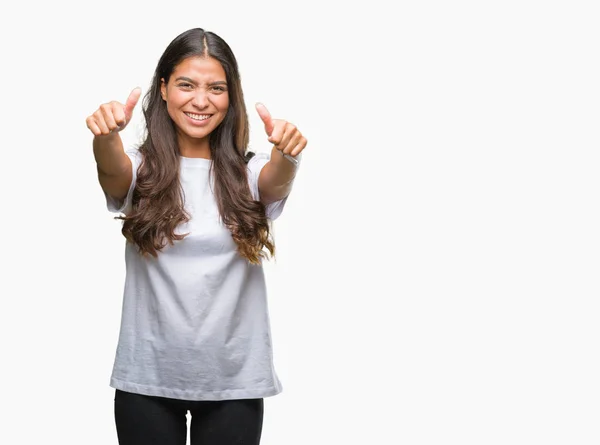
left=255, top=103, right=307, bottom=157
left=86, top=88, right=141, bottom=136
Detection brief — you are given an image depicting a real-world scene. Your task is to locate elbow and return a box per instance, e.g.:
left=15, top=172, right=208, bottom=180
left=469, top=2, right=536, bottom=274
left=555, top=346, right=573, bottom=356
left=260, top=184, right=292, bottom=206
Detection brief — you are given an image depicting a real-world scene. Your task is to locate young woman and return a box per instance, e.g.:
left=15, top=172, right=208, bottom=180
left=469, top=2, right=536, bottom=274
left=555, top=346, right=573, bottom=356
left=85, top=27, right=306, bottom=445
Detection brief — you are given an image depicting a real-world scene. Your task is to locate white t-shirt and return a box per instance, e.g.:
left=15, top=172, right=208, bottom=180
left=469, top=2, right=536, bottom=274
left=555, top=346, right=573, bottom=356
left=104, top=149, right=288, bottom=401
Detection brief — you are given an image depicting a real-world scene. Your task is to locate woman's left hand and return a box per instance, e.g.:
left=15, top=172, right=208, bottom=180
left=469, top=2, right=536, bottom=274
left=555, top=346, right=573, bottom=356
left=255, top=103, right=307, bottom=158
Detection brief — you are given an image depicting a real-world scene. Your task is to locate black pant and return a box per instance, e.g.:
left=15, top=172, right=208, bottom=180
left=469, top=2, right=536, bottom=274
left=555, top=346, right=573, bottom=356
left=114, top=389, right=264, bottom=445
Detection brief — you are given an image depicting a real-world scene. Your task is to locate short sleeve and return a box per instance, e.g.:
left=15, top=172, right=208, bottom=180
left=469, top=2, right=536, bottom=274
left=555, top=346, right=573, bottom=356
left=105, top=148, right=142, bottom=215
left=247, top=151, right=298, bottom=220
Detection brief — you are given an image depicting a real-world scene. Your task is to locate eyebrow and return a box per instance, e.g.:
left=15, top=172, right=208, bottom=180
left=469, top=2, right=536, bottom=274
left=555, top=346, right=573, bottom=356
left=174, top=76, right=227, bottom=86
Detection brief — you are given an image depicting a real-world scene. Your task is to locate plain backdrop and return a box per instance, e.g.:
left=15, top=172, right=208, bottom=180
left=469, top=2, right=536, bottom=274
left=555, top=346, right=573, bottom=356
left=0, top=1, right=598, bottom=444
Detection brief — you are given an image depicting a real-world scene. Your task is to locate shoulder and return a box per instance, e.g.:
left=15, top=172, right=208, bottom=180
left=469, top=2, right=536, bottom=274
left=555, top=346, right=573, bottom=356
left=126, top=146, right=145, bottom=172
left=245, top=151, right=270, bottom=173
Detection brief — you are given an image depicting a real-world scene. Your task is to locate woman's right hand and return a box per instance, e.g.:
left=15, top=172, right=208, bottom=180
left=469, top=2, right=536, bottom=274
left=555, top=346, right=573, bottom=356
left=86, top=87, right=141, bottom=137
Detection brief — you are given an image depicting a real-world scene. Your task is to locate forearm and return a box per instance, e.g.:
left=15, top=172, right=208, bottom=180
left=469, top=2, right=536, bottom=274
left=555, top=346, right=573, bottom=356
left=259, top=147, right=300, bottom=202
left=253, top=104, right=307, bottom=203
left=93, top=133, right=130, bottom=176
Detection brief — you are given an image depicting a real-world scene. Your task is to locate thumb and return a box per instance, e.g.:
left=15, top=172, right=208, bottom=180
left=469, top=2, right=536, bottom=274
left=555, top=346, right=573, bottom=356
left=255, top=102, right=274, bottom=136
left=124, top=87, right=142, bottom=120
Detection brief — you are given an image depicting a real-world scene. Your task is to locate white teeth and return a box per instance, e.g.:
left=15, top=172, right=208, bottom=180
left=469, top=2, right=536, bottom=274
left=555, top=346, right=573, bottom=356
left=185, top=113, right=211, bottom=121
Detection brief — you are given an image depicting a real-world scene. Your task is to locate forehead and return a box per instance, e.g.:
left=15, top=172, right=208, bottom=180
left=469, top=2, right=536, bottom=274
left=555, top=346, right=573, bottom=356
left=171, top=56, right=226, bottom=82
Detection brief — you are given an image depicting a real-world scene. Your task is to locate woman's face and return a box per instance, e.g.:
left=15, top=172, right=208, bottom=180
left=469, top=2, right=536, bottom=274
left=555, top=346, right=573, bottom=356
left=161, top=56, right=230, bottom=145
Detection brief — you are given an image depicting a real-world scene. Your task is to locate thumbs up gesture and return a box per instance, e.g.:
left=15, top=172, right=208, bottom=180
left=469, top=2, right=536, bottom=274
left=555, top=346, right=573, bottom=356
left=86, top=88, right=141, bottom=136
left=255, top=103, right=307, bottom=160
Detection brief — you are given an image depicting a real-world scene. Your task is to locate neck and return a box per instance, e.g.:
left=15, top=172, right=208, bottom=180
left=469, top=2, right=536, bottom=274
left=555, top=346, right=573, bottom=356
left=177, top=132, right=211, bottom=159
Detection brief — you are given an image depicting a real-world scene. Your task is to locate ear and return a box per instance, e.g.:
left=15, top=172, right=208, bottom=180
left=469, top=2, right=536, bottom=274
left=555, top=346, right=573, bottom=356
left=160, top=78, right=167, bottom=101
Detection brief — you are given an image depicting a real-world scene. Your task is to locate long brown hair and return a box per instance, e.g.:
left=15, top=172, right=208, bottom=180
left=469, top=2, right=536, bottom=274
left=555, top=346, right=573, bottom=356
left=117, top=28, right=274, bottom=264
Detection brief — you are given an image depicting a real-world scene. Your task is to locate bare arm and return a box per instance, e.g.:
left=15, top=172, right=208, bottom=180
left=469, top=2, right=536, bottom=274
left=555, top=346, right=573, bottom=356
left=86, top=88, right=141, bottom=203
left=93, top=133, right=132, bottom=202
left=255, top=103, right=307, bottom=205
left=258, top=146, right=300, bottom=205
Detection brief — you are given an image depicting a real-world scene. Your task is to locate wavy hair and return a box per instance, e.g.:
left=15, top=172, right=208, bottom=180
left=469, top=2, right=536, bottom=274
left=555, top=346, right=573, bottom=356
left=117, top=28, right=274, bottom=264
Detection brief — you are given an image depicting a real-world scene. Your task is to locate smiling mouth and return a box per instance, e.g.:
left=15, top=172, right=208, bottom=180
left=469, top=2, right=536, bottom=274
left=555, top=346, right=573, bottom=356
left=184, top=112, right=212, bottom=121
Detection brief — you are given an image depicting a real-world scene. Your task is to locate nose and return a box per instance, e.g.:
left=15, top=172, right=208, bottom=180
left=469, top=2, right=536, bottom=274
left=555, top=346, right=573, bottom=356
left=192, top=89, right=209, bottom=108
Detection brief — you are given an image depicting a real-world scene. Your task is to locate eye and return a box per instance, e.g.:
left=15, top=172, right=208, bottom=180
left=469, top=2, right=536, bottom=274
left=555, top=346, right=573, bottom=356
left=177, top=82, right=194, bottom=90
left=211, top=86, right=227, bottom=93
